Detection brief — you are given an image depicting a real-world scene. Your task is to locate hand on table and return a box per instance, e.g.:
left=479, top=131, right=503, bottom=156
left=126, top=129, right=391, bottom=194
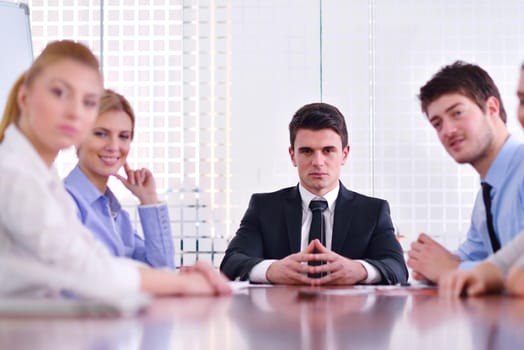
left=266, top=240, right=367, bottom=286
left=407, top=233, right=460, bottom=283
left=266, top=241, right=318, bottom=285
left=507, top=265, right=524, bottom=297
left=306, top=239, right=367, bottom=286
left=439, top=262, right=504, bottom=297
left=180, top=261, right=232, bottom=296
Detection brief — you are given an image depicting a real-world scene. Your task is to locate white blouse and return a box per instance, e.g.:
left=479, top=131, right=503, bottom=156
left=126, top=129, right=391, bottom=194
left=0, top=125, right=140, bottom=299
left=488, top=231, right=524, bottom=275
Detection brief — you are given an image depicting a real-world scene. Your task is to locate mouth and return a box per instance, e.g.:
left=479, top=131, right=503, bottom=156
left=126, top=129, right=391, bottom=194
left=99, top=155, right=120, bottom=166
left=309, top=172, right=327, bottom=179
left=447, top=137, right=464, bottom=151
left=58, top=125, right=79, bottom=137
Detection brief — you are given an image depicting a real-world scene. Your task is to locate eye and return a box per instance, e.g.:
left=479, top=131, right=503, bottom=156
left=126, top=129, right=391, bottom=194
left=431, top=120, right=441, bottom=130
left=119, top=133, right=131, bottom=140
left=84, top=99, right=99, bottom=108
left=452, top=109, right=463, bottom=117
left=93, top=130, right=107, bottom=137
left=51, top=87, right=64, bottom=98
left=299, top=149, right=312, bottom=154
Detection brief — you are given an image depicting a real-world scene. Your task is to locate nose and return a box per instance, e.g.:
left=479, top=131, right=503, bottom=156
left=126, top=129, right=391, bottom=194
left=312, top=151, right=324, bottom=166
left=104, top=135, right=119, bottom=151
left=66, top=96, right=84, bottom=120
left=440, top=119, right=457, bottom=138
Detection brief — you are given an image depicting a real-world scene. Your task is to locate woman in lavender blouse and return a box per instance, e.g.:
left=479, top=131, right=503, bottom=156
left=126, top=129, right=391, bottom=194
left=64, top=89, right=175, bottom=269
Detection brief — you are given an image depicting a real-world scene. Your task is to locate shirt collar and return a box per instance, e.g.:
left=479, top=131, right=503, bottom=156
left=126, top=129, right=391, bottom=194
left=64, top=165, right=105, bottom=205
left=65, top=165, right=121, bottom=214
left=299, top=182, right=339, bottom=212
left=483, top=134, right=520, bottom=189
left=4, top=125, right=58, bottom=185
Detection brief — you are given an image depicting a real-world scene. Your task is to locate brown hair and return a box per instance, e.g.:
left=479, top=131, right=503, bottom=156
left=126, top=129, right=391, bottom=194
left=289, top=102, right=349, bottom=148
left=0, top=40, right=101, bottom=142
left=98, top=89, right=135, bottom=139
left=418, top=60, right=507, bottom=123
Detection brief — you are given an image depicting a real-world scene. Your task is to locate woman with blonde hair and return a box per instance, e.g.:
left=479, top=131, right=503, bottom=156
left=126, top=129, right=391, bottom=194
left=0, top=40, right=230, bottom=300
left=64, top=89, right=174, bottom=269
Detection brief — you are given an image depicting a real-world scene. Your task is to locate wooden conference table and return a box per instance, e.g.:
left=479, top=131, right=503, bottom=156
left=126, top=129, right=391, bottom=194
left=0, top=284, right=523, bottom=349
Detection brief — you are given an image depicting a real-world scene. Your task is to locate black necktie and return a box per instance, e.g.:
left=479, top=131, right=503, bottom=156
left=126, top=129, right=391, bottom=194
left=481, top=182, right=501, bottom=252
left=308, top=199, right=328, bottom=278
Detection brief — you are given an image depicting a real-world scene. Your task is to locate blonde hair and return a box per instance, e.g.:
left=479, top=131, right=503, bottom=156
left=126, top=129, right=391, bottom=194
left=0, top=40, right=101, bottom=142
left=99, top=89, right=136, bottom=139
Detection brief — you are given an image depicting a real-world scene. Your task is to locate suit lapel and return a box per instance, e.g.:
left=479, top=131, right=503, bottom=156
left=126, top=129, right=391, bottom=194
left=285, top=185, right=303, bottom=253
left=332, top=184, right=355, bottom=254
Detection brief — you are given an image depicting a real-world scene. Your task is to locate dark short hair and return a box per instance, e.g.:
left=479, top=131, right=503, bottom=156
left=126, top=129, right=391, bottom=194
left=289, top=102, right=348, bottom=148
left=418, top=61, right=506, bottom=123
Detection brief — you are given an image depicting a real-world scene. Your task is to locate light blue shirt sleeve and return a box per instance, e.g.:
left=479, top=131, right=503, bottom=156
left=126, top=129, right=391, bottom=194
left=63, top=165, right=175, bottom=269
left=135, top=203, right=175, bottom=268
left=455, top=192, right=489, bottom=270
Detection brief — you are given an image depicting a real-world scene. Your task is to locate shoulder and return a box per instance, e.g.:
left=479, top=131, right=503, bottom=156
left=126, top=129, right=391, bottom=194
left=249, top=186, right=297, bottom=202
left=339, top=185, right=388, bottom=206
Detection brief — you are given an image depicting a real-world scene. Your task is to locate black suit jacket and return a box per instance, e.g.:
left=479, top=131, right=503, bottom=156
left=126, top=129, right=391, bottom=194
left=220, top=183, right=408, bottom=284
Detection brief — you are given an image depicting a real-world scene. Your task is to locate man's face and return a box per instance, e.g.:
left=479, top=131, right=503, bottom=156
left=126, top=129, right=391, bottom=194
left=516, top=70, right=524, bottom=128
left=289, top=128, right=349, bottom=196
left=426, top=93, right=497, bottom=167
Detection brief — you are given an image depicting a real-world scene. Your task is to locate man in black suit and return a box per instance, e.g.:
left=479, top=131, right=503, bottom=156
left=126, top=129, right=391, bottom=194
left=220, top=103, right=408, bottom=285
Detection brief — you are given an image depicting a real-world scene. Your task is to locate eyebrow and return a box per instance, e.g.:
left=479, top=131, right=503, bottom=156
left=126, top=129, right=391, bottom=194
left=50, top=78, right=100, bottom=99
left=94, top=127, right=131, bottom=133
left=444, top=102, right=461, bottom=114
left=429, top=102, right=462, bottom=121
left=297, top=145, right=337, bottom=151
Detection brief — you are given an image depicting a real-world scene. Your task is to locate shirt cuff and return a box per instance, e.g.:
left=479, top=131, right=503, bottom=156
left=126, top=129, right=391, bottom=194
left=249, top=260, right=277, bottom=283
left=138, top=202, right=166, bottom=209
left=458, top=260, right=479, bottom=271
left=357, top=260, right=380, bottom=284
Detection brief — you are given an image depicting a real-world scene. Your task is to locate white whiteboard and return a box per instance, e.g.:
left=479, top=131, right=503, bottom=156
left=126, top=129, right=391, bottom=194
left=0, top=1, right=32, bottom=114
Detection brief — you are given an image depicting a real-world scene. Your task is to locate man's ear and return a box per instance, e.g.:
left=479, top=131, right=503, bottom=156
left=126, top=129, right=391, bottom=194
left=485, top=96, right=501, bottom=120
left=341, top=145, right=350, bottom=165
left=289, top=146, right=297, bottom=167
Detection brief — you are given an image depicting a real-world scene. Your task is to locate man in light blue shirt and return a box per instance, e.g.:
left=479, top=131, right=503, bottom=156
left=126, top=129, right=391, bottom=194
left=407, top=61, right=524, bottom=283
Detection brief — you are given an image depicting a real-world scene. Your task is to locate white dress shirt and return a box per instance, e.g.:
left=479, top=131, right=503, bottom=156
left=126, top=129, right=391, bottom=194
left=0, top=125, right=140, bottom=299
left=250, top=184, right=380, bottom=283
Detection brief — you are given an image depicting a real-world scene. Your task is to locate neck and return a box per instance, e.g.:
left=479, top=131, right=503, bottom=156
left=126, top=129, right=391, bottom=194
left=17, top=123, right=57, bottom=167
left=78, top=164, right=109, bottom=193
left=474, top=128, right=509, bottom=179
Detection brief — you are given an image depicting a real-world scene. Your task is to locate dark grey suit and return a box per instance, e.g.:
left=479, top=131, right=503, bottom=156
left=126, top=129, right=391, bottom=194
left=220, top=183, right=408, bottom=284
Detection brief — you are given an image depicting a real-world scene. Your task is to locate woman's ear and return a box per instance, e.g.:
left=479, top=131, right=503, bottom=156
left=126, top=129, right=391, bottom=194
left=17, top=84, right=29, bottom=114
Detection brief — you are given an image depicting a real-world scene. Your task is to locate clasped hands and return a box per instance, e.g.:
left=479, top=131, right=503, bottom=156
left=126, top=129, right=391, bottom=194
left=266, top=239, right=367, bottom=285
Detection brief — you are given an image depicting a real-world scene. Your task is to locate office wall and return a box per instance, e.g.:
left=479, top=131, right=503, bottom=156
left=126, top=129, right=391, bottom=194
left=15, top=0, right=524, bottom=265
left=230, top=0, right=524, bottom=253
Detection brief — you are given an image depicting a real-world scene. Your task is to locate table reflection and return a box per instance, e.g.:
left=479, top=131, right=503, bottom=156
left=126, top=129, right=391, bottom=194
left=0, top=318, right=143, bottom=350
left=2, top=286, right=524, bottom=350
left=229, top=286, right=407, bottom=349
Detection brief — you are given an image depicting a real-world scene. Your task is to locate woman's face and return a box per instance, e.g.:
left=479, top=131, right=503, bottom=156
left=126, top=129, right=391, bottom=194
left=17, top=59, right=102, bottom=165
left=77, top=109, right=133, bottom=186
